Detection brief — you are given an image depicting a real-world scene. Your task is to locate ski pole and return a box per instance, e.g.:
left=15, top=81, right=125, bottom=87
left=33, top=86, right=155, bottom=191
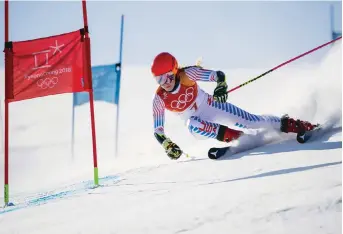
left=227, top=36, right=342, bottom=93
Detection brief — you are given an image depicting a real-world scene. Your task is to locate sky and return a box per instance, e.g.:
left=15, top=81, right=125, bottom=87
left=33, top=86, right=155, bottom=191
left=0, top=1, right=341, bottom=71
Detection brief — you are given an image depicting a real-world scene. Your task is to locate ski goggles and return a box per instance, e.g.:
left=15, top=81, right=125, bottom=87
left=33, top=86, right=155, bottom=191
left=154, top=71, right=175, bottom=86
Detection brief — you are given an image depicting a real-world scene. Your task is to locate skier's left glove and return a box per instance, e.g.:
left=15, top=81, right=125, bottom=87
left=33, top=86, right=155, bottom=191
left=213, top=71, right=228, bottom=103
left=162, top=138, right=182, bottom=160
left=213, top=81, right=228, bottom=103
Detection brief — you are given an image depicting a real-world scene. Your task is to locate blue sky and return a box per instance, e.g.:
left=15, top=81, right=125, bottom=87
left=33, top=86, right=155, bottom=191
left=0, top=1, right=341, bottom=70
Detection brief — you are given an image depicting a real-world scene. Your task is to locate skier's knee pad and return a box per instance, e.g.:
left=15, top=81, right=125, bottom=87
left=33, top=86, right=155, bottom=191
left=187, top=116, right=219, bottom=140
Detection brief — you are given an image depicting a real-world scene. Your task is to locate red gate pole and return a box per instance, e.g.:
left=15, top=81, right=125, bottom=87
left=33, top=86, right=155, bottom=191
left=82, top=0, right=99, bottom=186
left=3, top=0, right=10, bottom=206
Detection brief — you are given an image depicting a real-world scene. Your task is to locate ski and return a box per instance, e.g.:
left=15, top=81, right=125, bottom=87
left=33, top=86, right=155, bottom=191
left=208, top=128, right=321, bottom=159
left=208, top=119, right=338, bottom=159
left=296, top=124, right=331, bottom=143
left=296, top=114, right=342, bottom=144
left=296, top=128, right=317, bottom=143
left=208, top=146, right=231, bottom=160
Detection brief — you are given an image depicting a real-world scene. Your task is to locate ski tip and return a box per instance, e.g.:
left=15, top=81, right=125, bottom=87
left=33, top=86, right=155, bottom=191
left=208, top=150, right=218, bottom=160
left=208, top=147, right=230, bottom=160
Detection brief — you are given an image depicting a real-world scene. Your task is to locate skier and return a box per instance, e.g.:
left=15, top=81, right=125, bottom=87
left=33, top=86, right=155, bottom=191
left=151, top=52, right=317, bottom=160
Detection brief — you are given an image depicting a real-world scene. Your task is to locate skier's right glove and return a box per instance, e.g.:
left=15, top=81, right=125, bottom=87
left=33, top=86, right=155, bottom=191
left=162, top=138, right=182, bottom=160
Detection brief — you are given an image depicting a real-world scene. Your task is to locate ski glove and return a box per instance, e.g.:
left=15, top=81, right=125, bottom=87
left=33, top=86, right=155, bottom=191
left=213, top=81, right=228, bottom=103
left=162, top=138, right=182, bottom=160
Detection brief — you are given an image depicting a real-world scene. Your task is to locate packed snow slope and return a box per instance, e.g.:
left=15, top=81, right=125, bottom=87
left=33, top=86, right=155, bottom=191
left=0, top=42, right=341, bottom=234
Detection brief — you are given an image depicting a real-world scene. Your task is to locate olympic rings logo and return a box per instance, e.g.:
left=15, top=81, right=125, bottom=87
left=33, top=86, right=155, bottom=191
left=36, top=77, right=59, bottom=89
left=170, top=87, right=195, bottom=110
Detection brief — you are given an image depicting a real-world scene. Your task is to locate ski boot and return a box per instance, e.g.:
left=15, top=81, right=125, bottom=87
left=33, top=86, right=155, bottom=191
left=280, top=114, right=319, bottom=143
left=216, top=125, right=243, bottom=143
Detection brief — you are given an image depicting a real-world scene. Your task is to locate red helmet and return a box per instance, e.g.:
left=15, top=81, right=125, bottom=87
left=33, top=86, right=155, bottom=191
left=151, top=52, right=178, bottom=76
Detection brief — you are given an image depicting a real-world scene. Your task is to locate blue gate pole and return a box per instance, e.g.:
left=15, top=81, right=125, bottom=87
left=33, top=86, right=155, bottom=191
left=115, top=14, right=125, bottom=158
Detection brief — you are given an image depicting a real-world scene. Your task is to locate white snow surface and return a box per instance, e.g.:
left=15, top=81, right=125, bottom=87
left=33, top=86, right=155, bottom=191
left=0, top=43, right=341, bottom=234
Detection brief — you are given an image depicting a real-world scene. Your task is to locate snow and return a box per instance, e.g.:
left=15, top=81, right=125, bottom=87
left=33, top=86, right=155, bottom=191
left=0, top=42, right=341, bottom=234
